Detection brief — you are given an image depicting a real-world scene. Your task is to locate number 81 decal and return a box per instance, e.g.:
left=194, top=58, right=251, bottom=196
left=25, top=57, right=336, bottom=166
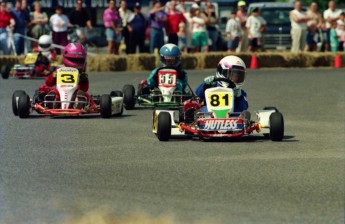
left=207, top=93, right=232, bottom=107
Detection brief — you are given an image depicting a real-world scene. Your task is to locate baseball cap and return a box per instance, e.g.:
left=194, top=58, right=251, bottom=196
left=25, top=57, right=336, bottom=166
left=135, top=2, right=141, bottom=7
left=191, top=3, right=199, bottom=9
left=237, top=1, right=246, bottom=7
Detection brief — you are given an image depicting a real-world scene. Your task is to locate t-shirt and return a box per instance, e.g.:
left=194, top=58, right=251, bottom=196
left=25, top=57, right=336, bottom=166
left=336, top=19, right=345, bottom=40
left=69, top=8, right=90, bottom=27
left=226, top=18, right=241, bottom=37
left=0, top=11, right=12, bottom=28
left=129, top=13, right=146, bottom=34
left=103, top=8, right=119, bottom=28
left=192, top=16, right=206, bottom=32
left=10, top=9, right=29, bottom=34
left=50, top=14, right=69, bottom=32
left=290, top=9, right=307, bottom=30
left=323, top=8, right=343, bottom=29
left=149, top=9, right=167, bottom=30
left=246, top=15, right=266, bottom=38
left=165, top=9, right=185, bottom=35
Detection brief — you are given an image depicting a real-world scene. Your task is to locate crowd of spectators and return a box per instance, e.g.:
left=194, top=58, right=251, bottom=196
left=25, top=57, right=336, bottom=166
left=0, top=0, right=345, bottom=55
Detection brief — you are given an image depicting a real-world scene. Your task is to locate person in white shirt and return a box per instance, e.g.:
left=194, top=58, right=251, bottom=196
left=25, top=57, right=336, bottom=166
left=225, top=10, right=241, bottom=52
left=245, top=7, right=266, bottom=52
left=49, top=5, right=69, bottom=54
left=290, top=1, right=309, bottom=53
left=323, top=0, right=342, bottom=51
left=119, top=0, right=134, bottom=54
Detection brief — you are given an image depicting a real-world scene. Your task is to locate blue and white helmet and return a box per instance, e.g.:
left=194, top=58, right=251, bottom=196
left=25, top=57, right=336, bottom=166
left=159, top=43, right=181, bottom=67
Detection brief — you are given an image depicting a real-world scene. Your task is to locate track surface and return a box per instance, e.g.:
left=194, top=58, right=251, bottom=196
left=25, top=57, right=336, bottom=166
left=0, top=69, right=344, bottom=224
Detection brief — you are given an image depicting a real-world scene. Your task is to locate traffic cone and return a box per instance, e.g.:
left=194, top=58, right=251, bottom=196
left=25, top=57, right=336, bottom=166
left=250, top=54, right=258, bottom=69
left=334, top=54, right=342, bottom=69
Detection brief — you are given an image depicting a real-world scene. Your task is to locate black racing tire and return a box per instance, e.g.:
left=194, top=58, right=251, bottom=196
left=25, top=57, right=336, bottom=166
left=18, top=94, right=30, bottom=118
left=110, top=90, right=123, bottom=97
left=178, top=107, right=184, bottom=123
left=12, top=90, right=26, bottom=116
left=1, top=65, right=10, bottom=79
left=100, top=94, right=112, bottom=118
left=269, top=112, right=284, bottom=141
left=122, top=84, right=136, bottom=110
left=157, top=112, right=171, bottom=141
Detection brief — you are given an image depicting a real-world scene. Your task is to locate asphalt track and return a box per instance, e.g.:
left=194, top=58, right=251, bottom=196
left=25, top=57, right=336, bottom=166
left=0, top=68, right=344, bottom=224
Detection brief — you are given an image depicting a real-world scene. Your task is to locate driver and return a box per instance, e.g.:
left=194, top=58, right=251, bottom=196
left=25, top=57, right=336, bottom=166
left=36, top=42, right=91, bottom=108
left=185, top=56, right=248, bottom=121
left=139, top=43, right=188, bottom=95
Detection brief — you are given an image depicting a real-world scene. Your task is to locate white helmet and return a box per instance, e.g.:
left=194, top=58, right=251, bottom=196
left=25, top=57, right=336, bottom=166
left=38, top=35, right=52, bottom=53
left=216, top=55, right=247, bottom=88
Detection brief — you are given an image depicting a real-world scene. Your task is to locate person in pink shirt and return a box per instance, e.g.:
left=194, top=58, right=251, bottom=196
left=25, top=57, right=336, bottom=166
left=103, top=0, right=121, bottom=54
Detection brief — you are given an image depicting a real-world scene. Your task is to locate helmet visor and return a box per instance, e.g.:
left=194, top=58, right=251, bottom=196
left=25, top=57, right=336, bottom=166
left=39, top=43, right=51, bottom=49
left=162, top=56, right=179, bottom=66
left=228, top=68, right=245, bottom=84
left=66, top=57, right=85, bottom=65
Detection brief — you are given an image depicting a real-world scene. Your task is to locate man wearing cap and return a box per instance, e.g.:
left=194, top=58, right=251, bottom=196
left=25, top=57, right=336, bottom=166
left=148, top=0, right=167, bottom=53
left=0, top=1, right=14, bottom=54
left=69, top=0, right=93, bottom=44
left=165, top=0, right=186, bottom=45
left=128, top=2, right=146, bottom=53
left=236, top=0, right=248, bottom=52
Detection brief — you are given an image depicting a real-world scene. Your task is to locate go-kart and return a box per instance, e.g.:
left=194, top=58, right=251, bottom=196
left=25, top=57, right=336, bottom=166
left=12, top=67, right=123, bottom=118
left=152, top=78, right=284, bottom=141
left=1, top=52, right=58, bottom=79
left=122, top=67, right=193, bottom=109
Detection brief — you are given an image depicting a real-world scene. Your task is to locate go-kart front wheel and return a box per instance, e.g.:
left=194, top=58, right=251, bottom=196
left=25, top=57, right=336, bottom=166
left=110, top=90, right=124, bottom=116
left=269, top=112, right=284, bottom=141
left=100, top=94, right=112, bottom=118
left=1, top=65, right=10, bottom=79
left=157, top=112, right=171, bottom=141
left=12, top=90, right=26, bottom=116
left=122, top=84, right=136, bottom=110
left=18, top=93, right=31, bottom=118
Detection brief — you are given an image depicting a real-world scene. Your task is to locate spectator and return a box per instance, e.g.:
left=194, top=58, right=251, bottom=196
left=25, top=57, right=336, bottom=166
left=316, top=18, right=328, bottom=51
left=289, top=1, right=309, bottom=53
left=236, top=0, right=248, bottom=53
left=340, top=25, right=345, bottom=51
left=29, top=1, right=49, bottom=41
left=69, top=0, right=93, bottom=44
left=305, top=2, right=321, bottom=52
left=246, top=7, right=266, bottom=52
left=190, top=6, right=208, bottom=52
left=205, top=1, right=218, bottom=51
left=103, top=0, right=121, bottom=54
left=10, top=0, right=30, bottom=55
left=148, top=0, right=167, bottom=53
left=330, top=21, right=338, bottom=52
left=226, top=10, right=241, bottom=52
left=336, top=12, right=345, bottom=51
left=128, top=2, right=146, bottom=53
left=165, top=0, right=186, bottom=45
left=323, top=1, right=342, bottom=51
left=49, top=5, right=69, bottom=54
left=119, top=0, right=133, bottom=55
left=0, top=0, right=14, bottom=55
left=177, top=22, right=187, bottom=52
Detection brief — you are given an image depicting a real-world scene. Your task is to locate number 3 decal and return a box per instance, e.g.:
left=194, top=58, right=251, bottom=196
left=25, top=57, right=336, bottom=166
left=61, top=74, right=75, bottom=83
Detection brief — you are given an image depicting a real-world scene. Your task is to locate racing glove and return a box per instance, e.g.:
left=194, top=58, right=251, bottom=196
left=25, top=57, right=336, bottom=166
left=204, top=76, right=215, bottom=85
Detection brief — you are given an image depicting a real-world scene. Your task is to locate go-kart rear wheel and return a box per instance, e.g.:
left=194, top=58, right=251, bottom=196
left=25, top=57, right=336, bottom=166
left=100, top=94, right=112, bottom=118
left=1, top=65, right=10, bottom=79
left=157, top=112, right=171, bottom=141
left=18, top=94, right=30, bottom=118
left=269, top=112, right=284, bottom=141
left=12, top=90, right=26, bottom=116
left=122, top=84, right=135, bottom=110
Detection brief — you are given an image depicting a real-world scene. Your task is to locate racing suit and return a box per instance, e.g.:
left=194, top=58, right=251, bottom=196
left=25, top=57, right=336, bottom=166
left=195, top=81, right=248, bottom=113
left=146, top=65, right=188, bottom=92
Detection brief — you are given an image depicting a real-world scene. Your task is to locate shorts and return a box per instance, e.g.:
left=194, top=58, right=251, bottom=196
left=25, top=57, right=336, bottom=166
left=249, top=38, right=259, bottom=48
left=227, top=36, right=240, bottom=50
left=192, top=31, right=208, bottom=48
left=105, top=28, right=121, bottom=43
left=178, top=37, right=187, bottom=49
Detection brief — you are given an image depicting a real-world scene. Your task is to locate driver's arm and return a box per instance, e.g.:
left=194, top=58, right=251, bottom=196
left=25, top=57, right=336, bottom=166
left=147, top=68, right=159, bottom=88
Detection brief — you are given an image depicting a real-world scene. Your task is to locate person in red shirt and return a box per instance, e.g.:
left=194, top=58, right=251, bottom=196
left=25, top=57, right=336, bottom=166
left=0, top=1, right=15, bottom=55
left=165, top=0, right=186, bottom=45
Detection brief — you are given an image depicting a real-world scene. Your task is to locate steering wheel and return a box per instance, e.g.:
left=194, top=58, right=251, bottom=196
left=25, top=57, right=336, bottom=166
left=213, top=77, right=236, bottom=89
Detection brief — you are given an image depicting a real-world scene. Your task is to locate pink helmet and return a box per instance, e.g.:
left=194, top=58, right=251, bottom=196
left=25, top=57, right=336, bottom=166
left=63, top=42, right=87, bottom=72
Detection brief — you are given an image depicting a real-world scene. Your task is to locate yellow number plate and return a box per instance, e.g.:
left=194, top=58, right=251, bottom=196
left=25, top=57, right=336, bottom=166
left=24, top=54, right=38, bottom=64
left=206, top=92, right=232, bottom=108
left=57, top=71, right=78, bottom=85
